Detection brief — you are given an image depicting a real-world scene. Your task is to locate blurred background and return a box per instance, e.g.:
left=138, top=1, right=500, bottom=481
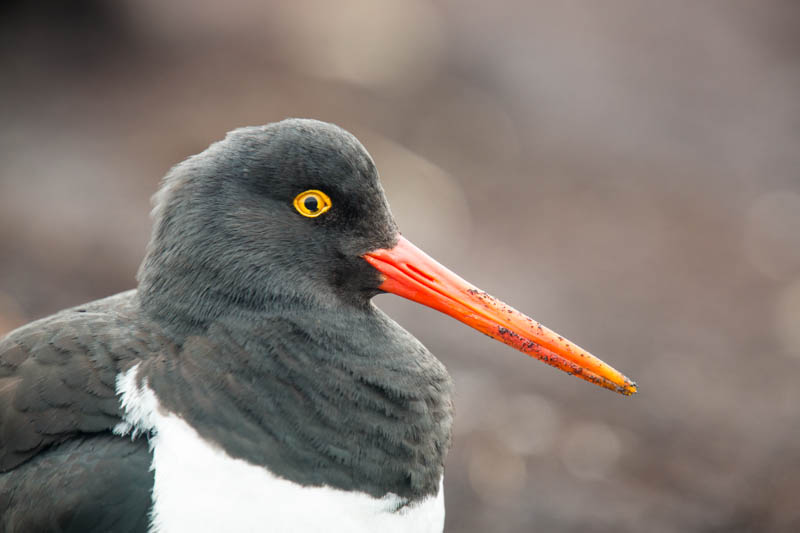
left=2, top=1, right=799, bottom=531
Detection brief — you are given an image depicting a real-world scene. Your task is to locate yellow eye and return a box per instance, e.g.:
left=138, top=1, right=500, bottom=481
left=293, top=189, right=332, bottom=218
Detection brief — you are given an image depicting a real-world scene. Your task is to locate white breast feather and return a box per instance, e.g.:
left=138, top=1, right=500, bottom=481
left=115, top=364, right=445, bottom=533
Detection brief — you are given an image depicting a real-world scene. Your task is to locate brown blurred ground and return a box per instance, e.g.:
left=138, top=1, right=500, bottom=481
left=2, top=1, right=800, bottom=531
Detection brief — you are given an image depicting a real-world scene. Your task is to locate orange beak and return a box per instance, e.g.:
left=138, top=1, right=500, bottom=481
left=364, top=236, right=637, bottom=396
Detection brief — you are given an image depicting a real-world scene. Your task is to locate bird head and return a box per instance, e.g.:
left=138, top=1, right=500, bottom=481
left=137, top=118, right=636, bottom=396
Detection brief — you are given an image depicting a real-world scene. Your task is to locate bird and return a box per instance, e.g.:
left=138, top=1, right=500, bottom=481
left=0, top=119, right=636, bottom=533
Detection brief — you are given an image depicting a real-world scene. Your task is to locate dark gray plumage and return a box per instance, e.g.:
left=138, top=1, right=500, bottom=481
left=0, top=119, right=454, bottom=531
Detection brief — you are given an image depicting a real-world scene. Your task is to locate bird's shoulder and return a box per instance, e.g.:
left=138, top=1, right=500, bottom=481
left=0, top=289, right=171, bottom=472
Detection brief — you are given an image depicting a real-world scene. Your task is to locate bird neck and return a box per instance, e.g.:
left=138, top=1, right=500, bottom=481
left=135, top=303, right=454, bottom=503
left=136, top=259, right=361, bottom=339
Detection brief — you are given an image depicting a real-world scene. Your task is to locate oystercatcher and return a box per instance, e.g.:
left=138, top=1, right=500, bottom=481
left=0, top=119, right=635, bottom=532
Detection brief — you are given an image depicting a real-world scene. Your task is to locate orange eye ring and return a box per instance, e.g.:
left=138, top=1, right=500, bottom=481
left=293, top=190, right=332, bottom=218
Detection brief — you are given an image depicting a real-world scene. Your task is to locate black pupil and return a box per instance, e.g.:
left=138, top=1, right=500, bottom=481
left=303, top=196, right=319, bottom=212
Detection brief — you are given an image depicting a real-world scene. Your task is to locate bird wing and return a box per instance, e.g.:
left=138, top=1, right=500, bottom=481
left=1, top=434, right=153, bottom=533
left=0, top=290, right=161, bottom=471
left=0, top=291, right=163, bottom=532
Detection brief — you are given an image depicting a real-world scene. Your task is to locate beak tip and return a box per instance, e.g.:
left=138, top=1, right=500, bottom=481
left=619, top=380, right=638, bottom=396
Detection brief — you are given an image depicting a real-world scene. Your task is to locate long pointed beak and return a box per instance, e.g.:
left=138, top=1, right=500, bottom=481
left=363, top=236, right=637, bottom=396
